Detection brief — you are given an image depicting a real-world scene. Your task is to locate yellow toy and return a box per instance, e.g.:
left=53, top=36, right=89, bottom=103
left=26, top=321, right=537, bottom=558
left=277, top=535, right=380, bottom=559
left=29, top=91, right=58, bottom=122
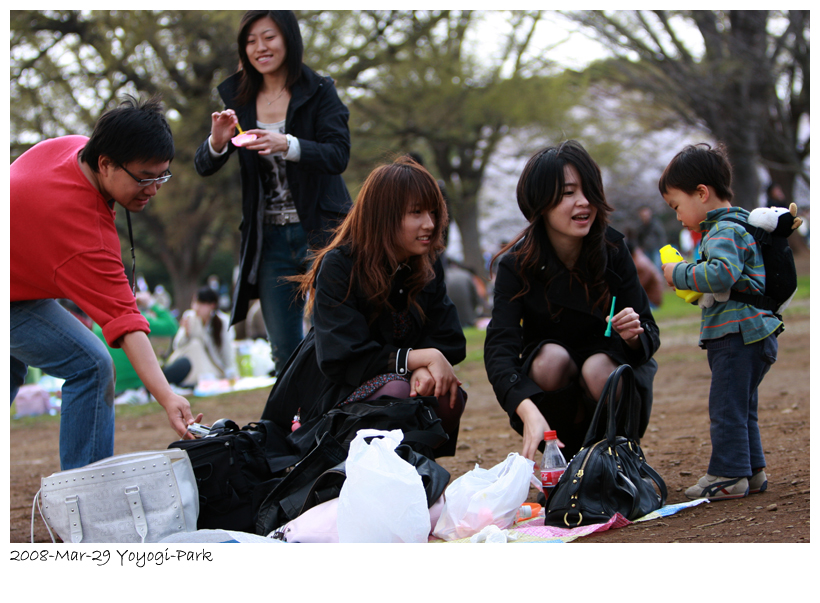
left=660, top=244, right=703, bottom=303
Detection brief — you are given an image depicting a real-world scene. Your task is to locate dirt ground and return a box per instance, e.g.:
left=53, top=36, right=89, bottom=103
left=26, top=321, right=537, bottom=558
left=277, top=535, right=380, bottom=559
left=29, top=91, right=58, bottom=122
left=10, top=255, right=810, bottom=544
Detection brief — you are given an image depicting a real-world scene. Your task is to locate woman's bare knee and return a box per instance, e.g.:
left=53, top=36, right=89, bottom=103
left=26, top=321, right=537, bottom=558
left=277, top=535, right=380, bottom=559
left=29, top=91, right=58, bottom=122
left=580, top=354, right=618, bottom=400
left=529, top=344, right=577, bottom=391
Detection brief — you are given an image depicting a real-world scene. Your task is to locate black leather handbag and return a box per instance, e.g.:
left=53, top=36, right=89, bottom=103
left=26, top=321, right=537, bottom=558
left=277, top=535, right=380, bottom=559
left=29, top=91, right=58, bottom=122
left=544, top=364, right=667, bottom=527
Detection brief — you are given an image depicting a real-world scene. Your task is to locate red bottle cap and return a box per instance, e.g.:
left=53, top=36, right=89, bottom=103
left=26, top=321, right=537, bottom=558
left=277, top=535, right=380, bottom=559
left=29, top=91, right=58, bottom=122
left=543, top=430, right=557, bottom=440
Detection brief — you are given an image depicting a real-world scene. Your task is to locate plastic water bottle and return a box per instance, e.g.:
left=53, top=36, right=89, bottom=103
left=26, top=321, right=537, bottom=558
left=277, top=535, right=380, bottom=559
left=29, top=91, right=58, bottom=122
left=236, top=341, right=253, bottom=377
left=540, top=430, right=567, bottom=501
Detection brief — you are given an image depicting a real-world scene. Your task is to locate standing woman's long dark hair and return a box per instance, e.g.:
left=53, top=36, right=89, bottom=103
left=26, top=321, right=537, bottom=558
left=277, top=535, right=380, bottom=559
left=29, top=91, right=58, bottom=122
left=297, top=156, right=449, bottom=322
left=195, top=287, right=222, bottom=349
left=492, top=140, right=615, bottom=314
left=234, top=10, right=304, bottom=107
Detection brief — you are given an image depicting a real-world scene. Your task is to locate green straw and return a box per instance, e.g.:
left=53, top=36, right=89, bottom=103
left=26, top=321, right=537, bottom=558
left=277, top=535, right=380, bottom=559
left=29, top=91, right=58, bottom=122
left=605, top=296, right=616, bottom=337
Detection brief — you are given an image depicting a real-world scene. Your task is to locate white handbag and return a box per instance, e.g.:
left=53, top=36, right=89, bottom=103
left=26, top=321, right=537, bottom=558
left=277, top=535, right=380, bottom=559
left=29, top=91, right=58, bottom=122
left=32, top=449, right=199, bottom=543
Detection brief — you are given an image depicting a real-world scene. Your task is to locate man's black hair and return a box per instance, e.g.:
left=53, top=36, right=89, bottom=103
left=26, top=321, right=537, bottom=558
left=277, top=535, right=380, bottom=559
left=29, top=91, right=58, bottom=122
left=80, top=95, right=174, bottom=172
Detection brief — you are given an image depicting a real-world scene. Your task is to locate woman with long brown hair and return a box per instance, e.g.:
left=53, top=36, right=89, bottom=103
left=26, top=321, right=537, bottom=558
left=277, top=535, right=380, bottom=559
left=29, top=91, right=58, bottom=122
left=195, top=10, right=351, bottom=375
left=260, top=156, right=467, bottom=455
left=484, top=140, right=660, bottom=462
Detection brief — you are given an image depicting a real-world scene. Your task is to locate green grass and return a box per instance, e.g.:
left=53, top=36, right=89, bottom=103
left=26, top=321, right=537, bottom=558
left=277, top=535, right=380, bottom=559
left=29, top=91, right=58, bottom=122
left=463, top=327, right=486, bottom=364
left=796, top=273, right=810, bottom=299
left=12, top=273, right=810, bottom=426
left=645, top=273, right=809, bottom=322
left=461, top=271, right=810, bottom=363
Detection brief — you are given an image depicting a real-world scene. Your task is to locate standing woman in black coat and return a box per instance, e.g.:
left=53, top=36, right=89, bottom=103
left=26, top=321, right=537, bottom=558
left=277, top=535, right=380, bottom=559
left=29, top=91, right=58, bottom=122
left=260, top=156, right=467, bottom=455
left=484, top=141, right=660, bottom=461
left=195, top=10, right=352, bottom=373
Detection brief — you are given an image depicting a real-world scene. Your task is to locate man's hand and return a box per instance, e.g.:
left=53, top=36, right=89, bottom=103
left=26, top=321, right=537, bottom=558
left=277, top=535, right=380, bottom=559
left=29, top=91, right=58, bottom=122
left=119, top=330, right=202, bottom=439
left=158, top=392, right=202, bottom=440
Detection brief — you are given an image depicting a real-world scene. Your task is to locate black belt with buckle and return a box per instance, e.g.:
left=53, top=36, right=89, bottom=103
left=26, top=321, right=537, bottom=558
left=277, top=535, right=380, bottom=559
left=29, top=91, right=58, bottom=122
left=264, top=210, right=300, bottom=226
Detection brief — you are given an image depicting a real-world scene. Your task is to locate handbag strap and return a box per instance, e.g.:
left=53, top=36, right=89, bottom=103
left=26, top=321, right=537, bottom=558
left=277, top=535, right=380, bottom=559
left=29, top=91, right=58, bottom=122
left=64, top=495, right=84, bottom=543
left=241, top=420, right=291, bottom=473
left=582, top=364, right=642, bottom=447
left=125, top=486, right=148, bottom=544
left=641, top=460, right=668, bottom=505
left=31, top=489, right=57, bottom=544
left=612, top=366, right=642, bottom=441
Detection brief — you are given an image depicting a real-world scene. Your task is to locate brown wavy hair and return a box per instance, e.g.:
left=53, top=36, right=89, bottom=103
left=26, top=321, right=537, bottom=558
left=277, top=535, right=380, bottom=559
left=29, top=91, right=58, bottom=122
left=296, top=155, right=448, bottom=323
left=491, top=140, right=615, bottom=316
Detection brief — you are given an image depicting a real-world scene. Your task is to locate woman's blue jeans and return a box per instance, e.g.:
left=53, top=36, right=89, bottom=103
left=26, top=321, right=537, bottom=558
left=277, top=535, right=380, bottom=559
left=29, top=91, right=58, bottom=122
left=704, top=333, right=778, bottom=477
left=257, top=222, right=308, bottom=371
left=10, top=299, right=116, bottom=470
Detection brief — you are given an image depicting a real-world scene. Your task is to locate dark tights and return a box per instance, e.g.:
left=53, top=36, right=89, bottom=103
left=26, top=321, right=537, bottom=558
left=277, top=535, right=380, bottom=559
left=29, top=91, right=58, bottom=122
left=364, top=379, right=466, bottom=436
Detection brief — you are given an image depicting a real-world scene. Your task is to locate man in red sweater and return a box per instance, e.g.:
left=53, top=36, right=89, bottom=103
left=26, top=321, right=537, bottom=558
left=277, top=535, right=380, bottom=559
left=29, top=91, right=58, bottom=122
left=11, top=96, right=201, bottom=469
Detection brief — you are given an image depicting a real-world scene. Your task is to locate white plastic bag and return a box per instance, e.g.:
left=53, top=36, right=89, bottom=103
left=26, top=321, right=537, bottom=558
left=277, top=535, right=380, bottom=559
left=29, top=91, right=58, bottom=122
left=249, top=339, right=275, bottom=376
left=337, top=429, right=431, bottom=543
left=432, top=452, right=535, bottom=541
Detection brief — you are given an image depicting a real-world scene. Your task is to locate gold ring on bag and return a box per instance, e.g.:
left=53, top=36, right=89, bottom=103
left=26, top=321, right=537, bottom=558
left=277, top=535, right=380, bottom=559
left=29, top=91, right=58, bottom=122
left=564, top=512, right=583, bottom=527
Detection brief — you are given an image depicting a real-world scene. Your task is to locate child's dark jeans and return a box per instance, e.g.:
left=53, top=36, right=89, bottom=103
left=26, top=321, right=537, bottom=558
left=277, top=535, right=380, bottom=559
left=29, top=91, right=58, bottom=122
left=704, top=332, right=778, bottom=477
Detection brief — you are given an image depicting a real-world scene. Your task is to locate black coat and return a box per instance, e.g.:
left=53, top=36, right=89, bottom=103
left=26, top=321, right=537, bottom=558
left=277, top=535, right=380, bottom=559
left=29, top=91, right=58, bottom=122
left=484, top=227, right=660, bottom=432
left=194, top=65, right=352, bottom=325
left=261, top=249, right=466, bottom=434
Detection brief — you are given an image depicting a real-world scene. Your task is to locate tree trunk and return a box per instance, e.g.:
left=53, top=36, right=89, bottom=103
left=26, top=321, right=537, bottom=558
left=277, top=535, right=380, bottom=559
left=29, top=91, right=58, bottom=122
left=169, top=273, right=198, bottom=318
left=728, top=149, right=761, bottom=211
left=451, top=195, right=487, bottom=279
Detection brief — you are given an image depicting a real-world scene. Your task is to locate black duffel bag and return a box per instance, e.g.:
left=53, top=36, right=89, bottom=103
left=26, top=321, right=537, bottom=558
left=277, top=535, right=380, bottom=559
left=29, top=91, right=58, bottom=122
left=257, top=431, right=451, bottom=537
left=544, top=364, right=667, bottom=528
left=254, top=396, right=451, bottom=536
left=287, top=395, right=449, bottom=461
left=168, top=420, right=291, bottom=532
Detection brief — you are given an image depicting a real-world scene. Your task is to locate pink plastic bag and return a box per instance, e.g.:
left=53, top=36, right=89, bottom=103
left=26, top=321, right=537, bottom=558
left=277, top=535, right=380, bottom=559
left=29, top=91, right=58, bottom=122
left=278, top=495, right=447, bottom=543
left=278, top=498, right=340, bottom=543
left=432, top=452, right=535, bottom=541
left=14, top=384, right=51, bottom=417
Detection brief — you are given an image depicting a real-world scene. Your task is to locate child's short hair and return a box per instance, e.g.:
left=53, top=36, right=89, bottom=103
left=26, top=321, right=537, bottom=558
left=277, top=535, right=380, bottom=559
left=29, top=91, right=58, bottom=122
left=658, top=142, right=733, bottom=201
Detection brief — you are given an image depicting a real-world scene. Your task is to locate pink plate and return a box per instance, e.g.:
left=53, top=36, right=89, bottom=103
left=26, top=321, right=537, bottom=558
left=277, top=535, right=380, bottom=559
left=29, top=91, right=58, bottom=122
left=231, top=133, right=257, bottom=147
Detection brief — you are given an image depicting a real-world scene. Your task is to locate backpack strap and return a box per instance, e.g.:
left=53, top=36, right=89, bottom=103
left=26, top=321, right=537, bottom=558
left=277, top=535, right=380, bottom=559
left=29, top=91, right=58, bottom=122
left=718, top=217, right=783, bottom=314
left=721, top=217, right=772, bottom=246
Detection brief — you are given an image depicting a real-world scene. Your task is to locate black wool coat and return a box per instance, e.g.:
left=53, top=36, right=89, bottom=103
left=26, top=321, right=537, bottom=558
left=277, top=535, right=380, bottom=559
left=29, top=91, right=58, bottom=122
left=484, top=227, right=661, bottom=435
left=261, top=249, right=466, bottom=435
left=194, top=65, right=352, bottom=325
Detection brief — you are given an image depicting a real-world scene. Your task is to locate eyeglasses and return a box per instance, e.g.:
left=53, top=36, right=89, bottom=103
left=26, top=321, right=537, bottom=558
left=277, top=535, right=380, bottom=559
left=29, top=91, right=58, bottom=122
left=120, top=164, right=173, bottom=187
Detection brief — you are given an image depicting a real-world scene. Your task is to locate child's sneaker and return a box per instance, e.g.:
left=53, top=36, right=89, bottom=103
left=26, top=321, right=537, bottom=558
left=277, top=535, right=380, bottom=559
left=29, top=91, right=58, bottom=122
left=748, top=468, right=768, bottom=494
left=685, top=474, right=749, bottom=500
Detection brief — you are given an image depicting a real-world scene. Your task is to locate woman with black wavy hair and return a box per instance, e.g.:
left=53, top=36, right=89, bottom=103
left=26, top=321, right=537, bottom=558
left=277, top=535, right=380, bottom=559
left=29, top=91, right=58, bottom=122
left=484, top=140, right=660, bottom=461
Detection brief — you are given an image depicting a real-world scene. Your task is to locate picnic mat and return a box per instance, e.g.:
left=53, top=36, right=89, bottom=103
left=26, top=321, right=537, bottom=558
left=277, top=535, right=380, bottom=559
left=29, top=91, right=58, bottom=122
left=432, top=499, right=709, bottom=543
left=156, top=500, right=709, bottom=543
